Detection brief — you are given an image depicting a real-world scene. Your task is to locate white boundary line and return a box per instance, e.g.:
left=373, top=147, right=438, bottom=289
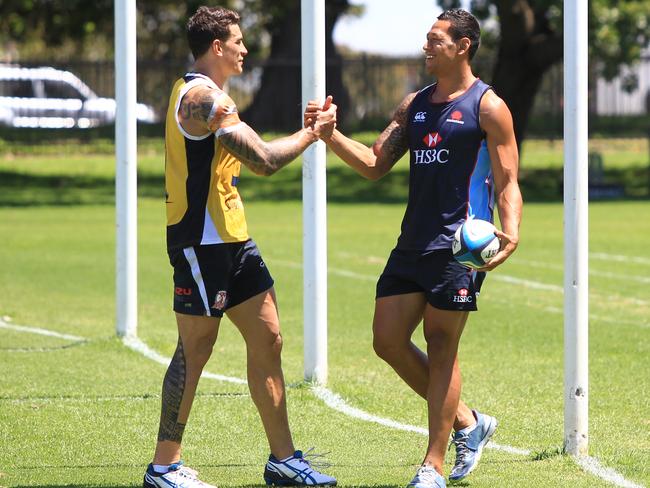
left=273, top=260, right=650, bottom=307
left=0, top=318, right=85, bottom=342
left=311, top=386, right=531, bottom=457
left=576, top=456, right=645, bottom=488
left=590, top=252, right=650, bottom=266
left=121, top=337, right=649, bottom=487
left=489, top=297, right=650, bottom=329
left=508, top=258, right=650, bottom=285
left=123, top=335, right=247, bottom=385
left=2, top=320, right=645, bottom=487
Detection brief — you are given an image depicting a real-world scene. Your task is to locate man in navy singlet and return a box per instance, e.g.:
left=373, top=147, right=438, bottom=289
left=305, top=9, right=522, bottom=488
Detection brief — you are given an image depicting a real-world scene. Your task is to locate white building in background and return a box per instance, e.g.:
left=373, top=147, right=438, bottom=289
left=596, top=54, right=650, bottom=115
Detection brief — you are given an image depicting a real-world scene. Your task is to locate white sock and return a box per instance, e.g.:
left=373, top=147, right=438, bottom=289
left=153, top=464, right=171, bottom=474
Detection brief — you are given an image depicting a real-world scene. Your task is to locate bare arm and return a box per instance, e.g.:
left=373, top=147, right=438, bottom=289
left=219, top=125, right=317, bottom=176
left=479, top=90, right=523, bottom=270
left=306, top=93, right=415, bottom=180
left=179, top=86, right=325, bottom=176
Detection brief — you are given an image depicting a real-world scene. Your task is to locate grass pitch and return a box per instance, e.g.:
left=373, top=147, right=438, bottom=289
left=0, top=142, right=648, bottom=487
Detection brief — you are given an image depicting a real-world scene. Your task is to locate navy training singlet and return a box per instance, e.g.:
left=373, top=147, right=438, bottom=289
left=396, top=79, right=494, bottom=251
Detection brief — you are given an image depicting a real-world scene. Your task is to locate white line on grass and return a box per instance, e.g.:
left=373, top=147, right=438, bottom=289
left=1, top=392, right=248, bottom=404
left=590, top=253, right=650, bottom=267
left=273, top=259, right=650, bottom=306
left=0, top=318, right=86, bottom=342
left=123, top=335, right=248, bottom=385
left=3, top=319, right=645, bottom=487
left=122, top=338, right=649, bottom=488
left=491, top=298, right=650, bottom=329
left=475, top=274, right=648, bottom=306
left=311, top=386, right=531, bottom=456
left=576, top=456, right=645, bottom=488
left=508, top=258, right=650, bottom=285
left=125, top=336, right=532, bottom=458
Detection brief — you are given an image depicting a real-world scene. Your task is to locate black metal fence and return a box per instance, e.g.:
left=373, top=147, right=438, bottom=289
left=2, top=55, right=648, bottom=138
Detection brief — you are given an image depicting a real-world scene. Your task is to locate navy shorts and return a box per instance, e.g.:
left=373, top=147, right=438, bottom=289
left=168, top=240, right=274, bottom=317
left=376, top=248, right=486, bottom=311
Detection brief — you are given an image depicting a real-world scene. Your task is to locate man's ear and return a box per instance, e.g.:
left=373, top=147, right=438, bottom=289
left=212, top=39, right=223, bottom=56
left=457, top=37, right=471, bottom=57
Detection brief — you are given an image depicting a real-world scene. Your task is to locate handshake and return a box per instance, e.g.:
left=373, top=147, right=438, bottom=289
left=303, top=95, right=337, bottom=142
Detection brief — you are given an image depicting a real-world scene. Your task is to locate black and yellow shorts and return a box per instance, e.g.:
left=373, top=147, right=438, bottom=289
left=168, top=240, right=274, bottom=317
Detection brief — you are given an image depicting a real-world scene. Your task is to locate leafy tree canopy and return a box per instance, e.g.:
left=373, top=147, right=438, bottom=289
left=440, top=0, right=650, bottom=83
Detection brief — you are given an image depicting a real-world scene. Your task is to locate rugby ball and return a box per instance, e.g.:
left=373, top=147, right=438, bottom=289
left=452, top=218, right=500, bottom=269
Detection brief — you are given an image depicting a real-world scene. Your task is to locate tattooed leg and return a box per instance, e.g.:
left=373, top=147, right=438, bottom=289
left=152, top=314, right=219, bottom=465
left=157, top=337, right=187, bottom=442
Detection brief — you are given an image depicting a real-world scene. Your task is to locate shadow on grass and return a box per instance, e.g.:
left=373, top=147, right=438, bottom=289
left=10, top=486, right=403, bottom=488
left=1, top=165, right=647, bottom=207
left=0, top=167, right=410, bottom=207
left=11, top=486, right=136, bottom=488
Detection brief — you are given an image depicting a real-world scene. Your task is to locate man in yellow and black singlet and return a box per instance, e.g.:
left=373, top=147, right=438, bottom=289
left=144, top=6, right=338, bottom=488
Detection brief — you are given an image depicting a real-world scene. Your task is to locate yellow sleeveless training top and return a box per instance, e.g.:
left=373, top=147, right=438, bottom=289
left=165, top=72, right=249, bottom=250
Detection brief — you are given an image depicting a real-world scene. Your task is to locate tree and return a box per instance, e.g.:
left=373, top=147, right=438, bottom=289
left=438, top=0, right=650, bottom=145
left=239, top=0, right=353, bottom=131
left=0, top=0, right=114, bottom=60
left=0, top=0, right=354, bottom=132
left=0, top=0, right=215, bottom=61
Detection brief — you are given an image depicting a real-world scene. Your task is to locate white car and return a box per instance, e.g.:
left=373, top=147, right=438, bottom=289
left=0, top=65, right=157, bottom=128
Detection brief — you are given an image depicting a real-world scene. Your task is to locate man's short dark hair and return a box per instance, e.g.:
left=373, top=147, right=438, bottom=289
left=187, top=6, right=241, bottom=60
left=437, top=8, right=481, bottom=60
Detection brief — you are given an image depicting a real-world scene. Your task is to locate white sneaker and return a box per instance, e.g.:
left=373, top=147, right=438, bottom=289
left=449, top=410, right=498, bottom=481
left=143, top=461, right=217, bottom=488
left=407, top=465, right=446, bottom=488
left=264, top=450, right=337, bottom=486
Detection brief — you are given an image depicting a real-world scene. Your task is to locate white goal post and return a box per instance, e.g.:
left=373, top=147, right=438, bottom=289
left=301, top=0, right=329, bottom=384
left=114, top=0, right=330, bottom=381
left=114, top=4, right=589, bottom=437
left=115, top=0, right=138, bottom=338
left=563, top=0, right=589, bottom=456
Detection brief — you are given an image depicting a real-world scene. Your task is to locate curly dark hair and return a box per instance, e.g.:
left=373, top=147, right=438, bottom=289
left=437, top=8, right=481, bottom=60
left=187, top=6, right=241, bottom=60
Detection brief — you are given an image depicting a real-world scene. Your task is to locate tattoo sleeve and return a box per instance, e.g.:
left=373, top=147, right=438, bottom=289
left=374, top=93, right=415, bottom=168
left=178, top=89, right=237, bottom=131
left=157, top=337, right=186, bottom=443
left=218, top=124, right=310, bottom=176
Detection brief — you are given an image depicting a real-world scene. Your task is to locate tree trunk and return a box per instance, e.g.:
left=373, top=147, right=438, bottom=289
left=490, top=0, right=563, bottom=147
left=491, top=50, right=545, bottom=145
left=241, top=1, right=350, bottom=132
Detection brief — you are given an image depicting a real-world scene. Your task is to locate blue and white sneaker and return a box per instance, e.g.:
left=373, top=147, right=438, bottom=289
left=407, top=465, right=446, bottom=488
left=264, top=450, right=337, bottom=486
left=449, top=410, right=498, bottom=481
left=143, top=461, right=217, bottom=488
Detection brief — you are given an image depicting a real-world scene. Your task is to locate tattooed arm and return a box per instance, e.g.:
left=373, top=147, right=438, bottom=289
left=306, top=93, right=415, bottom=181
left=179, top=86, right=332, bottom=176
left=219, top=124, right=318, bottom=177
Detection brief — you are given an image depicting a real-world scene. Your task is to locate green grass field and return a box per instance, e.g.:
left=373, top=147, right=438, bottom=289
left=0, top=140, right=649, bottom=488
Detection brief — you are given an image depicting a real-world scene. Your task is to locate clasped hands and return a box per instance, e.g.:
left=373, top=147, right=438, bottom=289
left=304, top=95, right=337, bottom=141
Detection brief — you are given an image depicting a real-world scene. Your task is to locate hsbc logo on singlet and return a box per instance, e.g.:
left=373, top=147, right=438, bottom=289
left=414, top=131, right=449, bottom=164
left=423, top=132, right=443, bottom=148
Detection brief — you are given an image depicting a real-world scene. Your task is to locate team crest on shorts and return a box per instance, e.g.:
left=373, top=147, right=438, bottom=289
left=213, top=290, right=228, bottom=310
